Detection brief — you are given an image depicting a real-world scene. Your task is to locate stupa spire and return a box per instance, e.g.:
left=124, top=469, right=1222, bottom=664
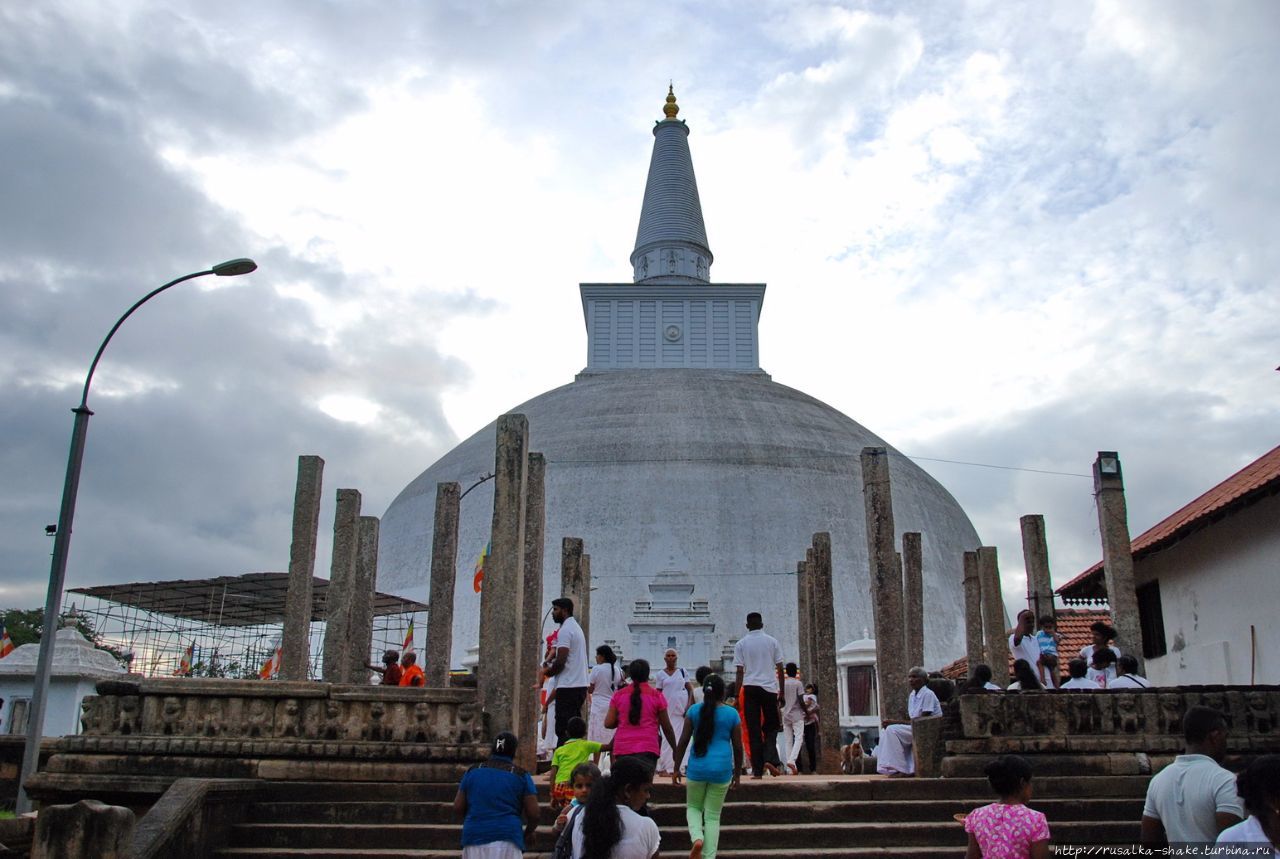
left=630, top=85, right=713, bottom=284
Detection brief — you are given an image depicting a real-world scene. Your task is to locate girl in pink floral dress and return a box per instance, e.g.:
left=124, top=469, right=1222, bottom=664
left=964, top=755, right=1050, bottom=859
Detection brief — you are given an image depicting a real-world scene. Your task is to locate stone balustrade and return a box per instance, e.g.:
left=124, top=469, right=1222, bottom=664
left=76, top=678, right=480, bottom=746
left=942, top=685, right=1280, bottom=777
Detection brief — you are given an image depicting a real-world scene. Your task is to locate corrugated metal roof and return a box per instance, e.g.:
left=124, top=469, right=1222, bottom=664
left=69, top=572, right=427, bottom=627
left=1058, top=444, right=1280, bottom=600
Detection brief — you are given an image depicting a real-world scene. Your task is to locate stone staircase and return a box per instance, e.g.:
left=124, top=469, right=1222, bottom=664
left=211, top=775, right=1145, bottom=857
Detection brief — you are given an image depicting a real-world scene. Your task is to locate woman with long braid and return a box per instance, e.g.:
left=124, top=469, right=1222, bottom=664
left=604, top=658, right=678, bottom=774
left=672, top=673, right=742, bottom=859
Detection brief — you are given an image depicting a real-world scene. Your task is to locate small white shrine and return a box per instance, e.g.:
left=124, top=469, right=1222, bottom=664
left=0, top=626, right=126, bottom=737
left=627, top=571, right=716, bottom=668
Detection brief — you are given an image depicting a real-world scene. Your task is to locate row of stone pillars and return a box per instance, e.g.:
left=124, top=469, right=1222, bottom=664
left=276, top=455, right=383, bottom=684
left=861, top=447, right=1143, bottom=698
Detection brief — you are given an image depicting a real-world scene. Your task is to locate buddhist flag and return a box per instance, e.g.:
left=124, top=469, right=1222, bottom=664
left=258, top=636, right=282, bottom=680
left=175, top=641, right=194, bottom=676
left=472, top=540, right=491, bottom=593
left=402, top=619, right=415, bottom=653
left=0, top=622, right=14, bottom=659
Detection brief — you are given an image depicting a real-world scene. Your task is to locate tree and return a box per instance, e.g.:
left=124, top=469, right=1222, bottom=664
left=1, top=607, right=128, bottom=664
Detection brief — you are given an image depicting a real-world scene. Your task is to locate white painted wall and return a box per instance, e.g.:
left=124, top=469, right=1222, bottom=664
left=1140, top=492, right=1280, bottom=686
left=0, top=677, right=97, bottom=737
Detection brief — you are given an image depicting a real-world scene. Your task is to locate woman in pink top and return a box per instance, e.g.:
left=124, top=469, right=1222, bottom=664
left=964, top=755, right=1050, bottom=859
left=605, top=658, right=678, bottom=773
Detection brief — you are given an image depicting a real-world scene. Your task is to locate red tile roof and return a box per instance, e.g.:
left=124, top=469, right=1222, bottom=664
left=1058, top=444, right=1280, bottom=602
left=940, top=609, right=1113, bottom=682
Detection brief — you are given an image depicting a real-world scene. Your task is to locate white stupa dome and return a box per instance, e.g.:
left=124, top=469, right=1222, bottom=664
left=377, top=90, right=981, bottom=671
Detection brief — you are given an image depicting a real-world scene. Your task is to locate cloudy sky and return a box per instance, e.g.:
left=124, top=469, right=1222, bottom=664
left=2, top=1, right=1276, bottom=634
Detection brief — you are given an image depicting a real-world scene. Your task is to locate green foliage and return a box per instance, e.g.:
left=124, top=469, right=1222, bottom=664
left=1, top=607, right=129, bottom=665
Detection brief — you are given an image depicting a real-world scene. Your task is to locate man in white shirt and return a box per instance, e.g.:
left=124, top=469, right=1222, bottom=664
left=1060, top=658, right=1097, bottom=690
left=1109, top=655, right=1153, bottom=689
left=876, top=666, right=941, bottom=777
left=544, top=597, right=589, bottom=747
left=1008, top=609, right=1042, bottom=686
left=1142, top=706, right=1243, bottom=845
left=780, top=662, right=810, bottom=774
left=734, top=612, right=785, bottom=779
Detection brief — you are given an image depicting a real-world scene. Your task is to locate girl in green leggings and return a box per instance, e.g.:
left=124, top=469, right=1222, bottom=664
left=672, top=674, right=743, bottom=859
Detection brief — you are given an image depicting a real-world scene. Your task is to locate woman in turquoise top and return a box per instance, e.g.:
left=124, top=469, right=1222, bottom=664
left=672, top=674, right=743, bottom=859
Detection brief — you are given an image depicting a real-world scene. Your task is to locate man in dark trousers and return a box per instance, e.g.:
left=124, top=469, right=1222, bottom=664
left=543, top=597, right=589, bottom=747
left=734, top=611, right=785, bottom=778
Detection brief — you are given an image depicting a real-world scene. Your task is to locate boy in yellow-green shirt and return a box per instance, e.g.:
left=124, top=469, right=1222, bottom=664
left=549, top=716, right=609, bottom=808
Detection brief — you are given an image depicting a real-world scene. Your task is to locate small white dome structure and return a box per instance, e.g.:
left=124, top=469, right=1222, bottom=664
left=0, top=626, right=125, bottom=737
left=378, top=90, right=981, bottom=673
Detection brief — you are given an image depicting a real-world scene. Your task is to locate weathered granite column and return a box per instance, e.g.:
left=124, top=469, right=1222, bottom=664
left=424, top=482, right=461, bottom=688
left=902, top=532, right=924, bottom=670
left=579, top=554, right=592, bottom=646
left=478, top=414, right=529, bottom=734
left=804, top=548, right=818, bottom=679
left=1020, top=514, right=1055, bottom=621
left=1093, top=451, right=1145, bottom=673
left=345, top=515, right=379, bottom=683
left=810, top=532, right=843, bottom=774
left=321, top=488, right=362, bottom=683
left=796, top=559, right=812, bottom=677
left=33, top=799, right=134, bottom=859
left=861, top=446, right=907, bottom=721
left=977, top=546, right=1009, bottom=688
left=515, top=452, right=546, bottom=767
left=561, top=538, right=587, bottom=620
left=281, top=455, right=324, bottom=681
left=962, top=550, right=985, bottom=672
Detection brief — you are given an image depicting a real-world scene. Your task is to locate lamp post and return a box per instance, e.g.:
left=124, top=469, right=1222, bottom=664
left=16, top=258, right=257, bottom=814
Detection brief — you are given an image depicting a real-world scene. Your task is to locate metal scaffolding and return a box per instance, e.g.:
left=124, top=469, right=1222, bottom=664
left=68, top=572, right=427, bottom=680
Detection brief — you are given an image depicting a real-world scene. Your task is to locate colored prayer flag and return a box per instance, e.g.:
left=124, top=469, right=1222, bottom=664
left=472, top=540, right=491, bottom=593
left=0, top=622, right=14, bottom=659
left=258, top=637, right=282, bottom=680
left=175, top=641, right=194, bottom=676
left=402, top=619, right=415, bottom=653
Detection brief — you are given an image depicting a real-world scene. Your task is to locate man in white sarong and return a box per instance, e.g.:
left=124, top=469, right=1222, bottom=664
left=876, top=666, right=940, bottom=778
left=654, top=648, right=694, bottom=775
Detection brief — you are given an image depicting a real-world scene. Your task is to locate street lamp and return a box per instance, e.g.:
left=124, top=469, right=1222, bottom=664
left=16, top=259, right=257, bottom=814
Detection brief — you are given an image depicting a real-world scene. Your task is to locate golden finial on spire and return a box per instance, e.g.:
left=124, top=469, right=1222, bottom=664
left=663, top=82, right=679, bottom=119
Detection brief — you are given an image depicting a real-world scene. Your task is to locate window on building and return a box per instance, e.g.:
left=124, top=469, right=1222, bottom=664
left=7, top=699, right=30, bottom=735
left=1136, top=580, right=1168, bottom=659
left=666, top=636, right=677, bottom=650
left=846, top=665, right=878, bottom=717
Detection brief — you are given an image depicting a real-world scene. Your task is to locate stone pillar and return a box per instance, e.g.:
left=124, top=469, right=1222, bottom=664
left=810, top=532, right=843, bottom=774
left=321, top=488, right=362, bottom=684
left=977, top=546, right=1009, bottom=688
left=560, top=538, right=586, bottom=620
left=1093, top=451, right=1145, bottom=673
left=345, top=515, right=379, bottom=683
left=478, top=414, right=529, bottom=735
left=281, top=455, right=324, bottom=681
left=579, top=554, right=592, bottom=646
left=515, top=453, right=546, bottom=768
left=902, top=532, right=924, bottom=670
left=424, top=482, right=461, bottom=688
left=1020, top=514, right=1055, bottom=621
left=804, top=548, right=818, bottom=680
left=33, top=799, right=134, bottom=859
left=861, top=446, right=907, bottom=721
left=796, top=559, right=811, bottom=678
left=962, top=551, right=985, bottom=673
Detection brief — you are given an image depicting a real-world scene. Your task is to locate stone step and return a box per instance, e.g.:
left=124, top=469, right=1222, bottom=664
left=214, top=850, right=966, bottom=859
left=245, top=796, right=1145, bottom=826
left=245, top=774, right=1151, bottom=804
left=226, top=820, right=1139, bottom=851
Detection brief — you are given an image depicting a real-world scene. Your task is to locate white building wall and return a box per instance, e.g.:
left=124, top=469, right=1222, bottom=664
left=0, top=677, right=97, bottom=737
left=1140, top=492, right=1280, bottom=686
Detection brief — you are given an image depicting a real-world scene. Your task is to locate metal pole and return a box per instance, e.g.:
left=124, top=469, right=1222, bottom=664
left=15, top=261, right=254, bottom=813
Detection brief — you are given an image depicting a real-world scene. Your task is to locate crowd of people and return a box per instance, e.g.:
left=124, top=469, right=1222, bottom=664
left=450, top=597, right=1280, bottom=857
left=453, top=602, right=825, bottom=858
